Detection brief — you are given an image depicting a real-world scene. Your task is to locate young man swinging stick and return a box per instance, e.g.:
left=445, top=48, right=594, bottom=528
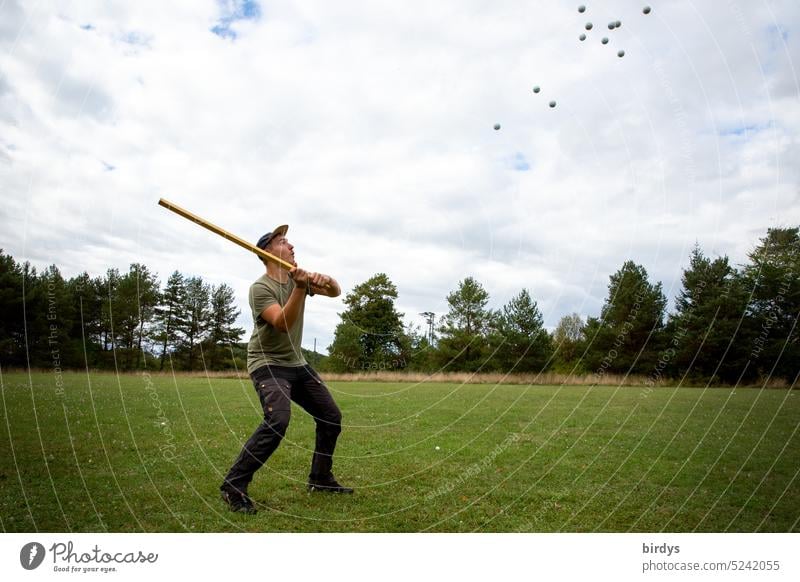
left=220, top=224, right=353, bottom=514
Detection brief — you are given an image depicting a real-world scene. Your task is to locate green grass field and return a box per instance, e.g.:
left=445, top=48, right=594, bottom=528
left=1, top=371, right=798, bottom=532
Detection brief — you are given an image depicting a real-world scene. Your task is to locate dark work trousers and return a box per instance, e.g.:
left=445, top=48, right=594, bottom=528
left=221, top=364, right=342, bottom=494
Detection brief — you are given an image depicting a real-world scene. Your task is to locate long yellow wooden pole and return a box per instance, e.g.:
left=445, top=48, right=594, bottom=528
left=157, top=198, right=294, bottom=270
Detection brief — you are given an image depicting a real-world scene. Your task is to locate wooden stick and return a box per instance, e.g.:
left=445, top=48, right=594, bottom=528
left=157, top=198, right=295, bottom=270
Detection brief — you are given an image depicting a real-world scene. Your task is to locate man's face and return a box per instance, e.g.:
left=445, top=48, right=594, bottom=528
left=266, top=235, right=295, bottom=265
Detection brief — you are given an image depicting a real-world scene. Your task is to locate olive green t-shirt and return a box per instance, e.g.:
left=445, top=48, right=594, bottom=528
left=246, top=273, right=309, bottom=373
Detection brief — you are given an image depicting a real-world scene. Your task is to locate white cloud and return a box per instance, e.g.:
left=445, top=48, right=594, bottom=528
left=1, top=0, right=798, bottom=354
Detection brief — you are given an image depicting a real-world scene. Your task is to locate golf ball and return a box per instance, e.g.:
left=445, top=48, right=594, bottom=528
left=579, top=33, right=586, bottom=41
left=643, top=6, right=651, bottom=15
left=578, top=5, right=586, bottom=13
left=493, top=123, right=501, bottom=130
left=602, top=37, right=609, bottom=44
left=615, top=20, right=622, bottom=28
left=608, top=22, right=616, bottom=30
left=585, top=22, right=593, bottom=30
left=549, top=100, right=556, bottom=108
left=435, top=446, right=441, bottom=450
left=533, top=85, right=540, bottom=93
left=618, top=50, right=625, bottom=57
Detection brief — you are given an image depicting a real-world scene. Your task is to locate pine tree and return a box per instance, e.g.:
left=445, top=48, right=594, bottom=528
left=99, top=268, right=120, bottom=355
left=38, top=265, right=76, bottom=367
left=154, top=271, right=187, bottom=371
left=109, top=264, right=158, bottom=369
left=132, top=264, right=160, bottom=368
left=206, top=282, right=245, bottom=369
left=67, top=272, right=104, bottom=367
left=742, top=227, right=800, bottom=381
left=0, top=250, right=25, bottom=365
left=491, top=289, right=552, bottom=373
left=668, top=246, right=753, bottom=383
left=21, top=261, right=50, bottom=367
left=180, top=276, right=211, bottom=371
left=436, top=277, right=491, bottom=372
left=583, top=261, right=667, bottom=375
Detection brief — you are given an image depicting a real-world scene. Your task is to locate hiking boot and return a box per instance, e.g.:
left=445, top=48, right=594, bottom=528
left=220, top=487, right=258, bottom=514
left=307, top=474, right=354, bottom=494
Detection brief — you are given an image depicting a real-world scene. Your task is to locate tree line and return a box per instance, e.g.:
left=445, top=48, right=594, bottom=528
left=0, top=258, right=246, bottom=371
left=323, top=227, right=798, bottom=384
left=1, top=226, right=797, bottom=383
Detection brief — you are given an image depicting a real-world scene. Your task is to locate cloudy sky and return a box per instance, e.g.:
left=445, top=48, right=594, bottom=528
left=1, top=0, right=798, bottom=354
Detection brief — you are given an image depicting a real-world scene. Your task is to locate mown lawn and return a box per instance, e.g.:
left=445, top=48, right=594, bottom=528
left=1, top=371, right=797, bottom=532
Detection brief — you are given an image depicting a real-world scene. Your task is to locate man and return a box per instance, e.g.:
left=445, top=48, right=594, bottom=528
left=220, top=224, right=353, bottom=515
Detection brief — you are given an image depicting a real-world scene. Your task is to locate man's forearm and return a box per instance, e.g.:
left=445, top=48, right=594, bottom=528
left=312, top=274, right=341, bottom=297
left=277, top=287, right=307, bottom=331
left=323, top=276, right=341, bottom=297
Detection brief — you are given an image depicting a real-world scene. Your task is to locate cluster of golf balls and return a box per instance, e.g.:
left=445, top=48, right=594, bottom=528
left=577, top=4, right=651, bottom=58
left=494, top=4, right=651, bottom=130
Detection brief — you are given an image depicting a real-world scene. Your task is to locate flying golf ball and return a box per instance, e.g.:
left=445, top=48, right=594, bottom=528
left=549, top=100, right=556, bottom=108
left=643, top=6, right=651, bottom=14
left=493, top=123, right=500, bottom=130
left=602, top=37, right=609, bottom=44
left=615, top=20, right=622, bottom=28
left=579, top=33, right=586, bottom=41
left=533, top=85, right=540, bottom=93
left=578, top=5, right=586, bottom=13
left=618, top=49, right=625, bottom=57
left=585, top=22, right=593, bottom=30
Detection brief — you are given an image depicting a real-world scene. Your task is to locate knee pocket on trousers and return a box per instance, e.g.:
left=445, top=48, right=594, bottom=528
left=255, top=378, right=292, bottom=428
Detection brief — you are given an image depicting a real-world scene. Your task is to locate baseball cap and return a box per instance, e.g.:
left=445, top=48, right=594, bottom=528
left=256, top=225, right=289, bottom=250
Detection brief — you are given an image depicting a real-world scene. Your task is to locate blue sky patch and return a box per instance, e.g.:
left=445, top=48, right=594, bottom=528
left=211, top=0, right=261, bottom=40
left=512, top=152, right=531, bottom=171
left=120, top=32, right=152, bottom=48
left=766, top=23, right=789, bottom=46
left=719, top=121, right=773, bottom=137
